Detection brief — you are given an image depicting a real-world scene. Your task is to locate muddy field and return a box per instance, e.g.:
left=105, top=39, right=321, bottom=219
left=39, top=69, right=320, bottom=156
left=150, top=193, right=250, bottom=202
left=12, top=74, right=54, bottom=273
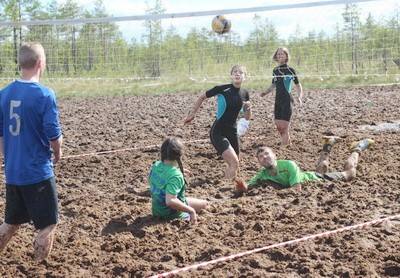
left=0, top=85, right=399, bottom=277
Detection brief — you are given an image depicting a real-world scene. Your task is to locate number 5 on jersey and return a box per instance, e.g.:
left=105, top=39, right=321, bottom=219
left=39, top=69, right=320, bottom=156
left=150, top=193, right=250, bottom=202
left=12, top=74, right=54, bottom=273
left=9, top=100, right=21, bottom=136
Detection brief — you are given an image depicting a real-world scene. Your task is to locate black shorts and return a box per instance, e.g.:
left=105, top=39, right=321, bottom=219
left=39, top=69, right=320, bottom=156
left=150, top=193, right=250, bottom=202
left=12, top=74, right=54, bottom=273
left=316, top=172, right=346, bottom=181
left=210, top=121, right=239, bottom=156
left=274, top=102, right=292, bottom=121
left=5, top=177, right=58, bottom=230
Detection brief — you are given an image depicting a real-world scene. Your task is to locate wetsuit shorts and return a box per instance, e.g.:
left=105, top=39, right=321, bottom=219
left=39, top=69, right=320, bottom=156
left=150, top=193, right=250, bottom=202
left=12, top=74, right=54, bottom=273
left=210, top=121, right=239, bottom=156
left=316, top=171, right=346, bottom=181
left=274, top=101, right=292, bottom=122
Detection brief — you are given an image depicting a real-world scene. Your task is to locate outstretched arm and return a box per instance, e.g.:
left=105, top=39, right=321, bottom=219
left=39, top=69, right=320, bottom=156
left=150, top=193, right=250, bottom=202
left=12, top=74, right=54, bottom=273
left=184, top=93, right=207, bottom=125
left=261, top=84, right=276, bottom=97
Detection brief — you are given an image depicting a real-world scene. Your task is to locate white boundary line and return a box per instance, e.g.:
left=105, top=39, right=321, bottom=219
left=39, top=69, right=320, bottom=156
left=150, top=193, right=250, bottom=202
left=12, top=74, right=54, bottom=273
left=150, top=214, right=400, bottom=277
left=63, top=138, right=209, bottom=159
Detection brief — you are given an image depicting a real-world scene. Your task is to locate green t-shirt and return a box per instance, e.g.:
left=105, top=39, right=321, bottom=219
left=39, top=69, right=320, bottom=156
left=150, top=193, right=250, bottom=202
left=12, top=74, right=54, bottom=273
left=248, top=160, right=320, bottom=188
left=148, top=161, right=187, bottom=219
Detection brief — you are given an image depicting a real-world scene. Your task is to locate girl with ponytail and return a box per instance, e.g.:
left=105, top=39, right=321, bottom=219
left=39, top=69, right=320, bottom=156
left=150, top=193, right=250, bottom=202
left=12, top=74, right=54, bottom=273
left=148, top=137, right=208, bottom=224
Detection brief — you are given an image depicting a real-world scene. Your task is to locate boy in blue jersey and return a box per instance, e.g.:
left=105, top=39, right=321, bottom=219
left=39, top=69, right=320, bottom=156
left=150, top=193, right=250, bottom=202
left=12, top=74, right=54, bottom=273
left=0, top=43, right=63, bottom=261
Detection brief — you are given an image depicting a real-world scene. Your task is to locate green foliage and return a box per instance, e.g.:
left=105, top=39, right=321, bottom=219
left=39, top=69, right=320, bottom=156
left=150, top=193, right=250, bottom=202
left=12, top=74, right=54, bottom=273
left=0, top=1, right=399, bottom=95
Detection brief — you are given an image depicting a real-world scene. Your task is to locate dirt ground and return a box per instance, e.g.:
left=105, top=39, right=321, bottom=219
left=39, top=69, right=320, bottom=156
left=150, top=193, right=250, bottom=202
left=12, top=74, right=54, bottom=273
left=0, top=85, right=399, bottom=277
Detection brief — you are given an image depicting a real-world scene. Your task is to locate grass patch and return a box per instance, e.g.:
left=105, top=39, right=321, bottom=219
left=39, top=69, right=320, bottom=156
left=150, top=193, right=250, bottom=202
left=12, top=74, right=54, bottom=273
left=1, top=74, right=399, bottom=99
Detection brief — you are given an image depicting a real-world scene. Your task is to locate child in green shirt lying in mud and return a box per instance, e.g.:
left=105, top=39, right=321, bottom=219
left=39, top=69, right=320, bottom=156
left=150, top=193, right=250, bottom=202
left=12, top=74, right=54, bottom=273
left=236, top=136, right=374, bottom=192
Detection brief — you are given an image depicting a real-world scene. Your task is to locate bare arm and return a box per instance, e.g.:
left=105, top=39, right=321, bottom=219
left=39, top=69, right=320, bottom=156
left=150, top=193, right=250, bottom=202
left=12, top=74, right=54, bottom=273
left=295, top=83, right=303, bottom=106
left=243, top=101, right=252, bottom=120
left=183, top=93, right=207, bottom=125
left=261, top=84, right=276, bottom=97
left=292, top=183, right=302, bottom=192
left=166, top=193, right=197, bottom=224
left=50, top=135, right=63, bottom=164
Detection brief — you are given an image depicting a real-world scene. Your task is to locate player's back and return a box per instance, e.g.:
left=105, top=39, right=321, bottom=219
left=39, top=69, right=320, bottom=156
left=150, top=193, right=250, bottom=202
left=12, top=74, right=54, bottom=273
left=0, top=80, right=60, bottom=185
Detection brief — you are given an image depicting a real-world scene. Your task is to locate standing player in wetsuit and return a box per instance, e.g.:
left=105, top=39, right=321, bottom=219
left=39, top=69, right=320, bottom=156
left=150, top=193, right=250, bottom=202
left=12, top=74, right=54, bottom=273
left=184, top=65, right=251, bottom=184
left=262, top=47, right=303, bottom=145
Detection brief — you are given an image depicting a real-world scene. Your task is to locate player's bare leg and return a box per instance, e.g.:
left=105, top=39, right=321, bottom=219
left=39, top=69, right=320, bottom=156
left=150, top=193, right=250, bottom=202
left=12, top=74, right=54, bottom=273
left=342, top=139, right=374, bottom=181
left=316, top=136, right=341, bottom=174
left=0, top=223, right=19, bottom=251
left=34, top=224, right=56, bottom=261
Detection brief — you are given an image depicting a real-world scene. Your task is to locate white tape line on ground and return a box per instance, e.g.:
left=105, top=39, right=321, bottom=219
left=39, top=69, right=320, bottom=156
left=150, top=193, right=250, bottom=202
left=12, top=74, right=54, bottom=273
left=62, top=134, right=268, bottom=160
left=63, top=138, right=209, bottom=159
left=150, top=214, right=400, bottom=278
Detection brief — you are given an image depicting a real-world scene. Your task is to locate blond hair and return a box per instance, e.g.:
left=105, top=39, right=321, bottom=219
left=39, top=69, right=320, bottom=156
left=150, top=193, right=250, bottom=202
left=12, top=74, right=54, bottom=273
left=230, top=64, right=247, bottom=76
left=18, top=42, right=45, bottom=69
left=272, top=47, right=290, bottom=63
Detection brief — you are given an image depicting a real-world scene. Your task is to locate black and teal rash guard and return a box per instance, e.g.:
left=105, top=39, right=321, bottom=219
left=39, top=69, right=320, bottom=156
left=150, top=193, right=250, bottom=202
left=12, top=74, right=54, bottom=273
left=206, top=84, right=249, bottom=127
left=272, top=64, right=299, bottom=106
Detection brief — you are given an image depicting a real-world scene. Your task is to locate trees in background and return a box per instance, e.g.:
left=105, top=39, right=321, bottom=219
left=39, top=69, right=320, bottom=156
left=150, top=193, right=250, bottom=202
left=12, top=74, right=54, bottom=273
left=0, top=1, right=399, bottom=78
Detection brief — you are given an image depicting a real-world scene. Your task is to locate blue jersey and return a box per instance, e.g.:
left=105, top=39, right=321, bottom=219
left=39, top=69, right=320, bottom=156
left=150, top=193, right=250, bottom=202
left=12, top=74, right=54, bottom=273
left=0, top=80, right=62, bottom=185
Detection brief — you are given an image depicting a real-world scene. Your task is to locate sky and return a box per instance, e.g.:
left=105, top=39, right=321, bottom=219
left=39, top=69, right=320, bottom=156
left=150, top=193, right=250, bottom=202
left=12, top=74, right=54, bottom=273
left=51, top=0, right=399, bottom=41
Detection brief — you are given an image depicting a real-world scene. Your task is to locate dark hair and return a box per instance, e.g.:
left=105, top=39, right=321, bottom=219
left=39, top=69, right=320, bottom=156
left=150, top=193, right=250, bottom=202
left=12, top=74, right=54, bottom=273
left=161, top=137, right=186, bottom=184
left=256, top=146, right=273, bottom=156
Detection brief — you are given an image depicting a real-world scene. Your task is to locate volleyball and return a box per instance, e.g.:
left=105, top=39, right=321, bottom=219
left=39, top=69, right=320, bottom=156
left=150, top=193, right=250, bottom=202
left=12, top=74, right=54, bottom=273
left=211, top=15, right=231, bottom=34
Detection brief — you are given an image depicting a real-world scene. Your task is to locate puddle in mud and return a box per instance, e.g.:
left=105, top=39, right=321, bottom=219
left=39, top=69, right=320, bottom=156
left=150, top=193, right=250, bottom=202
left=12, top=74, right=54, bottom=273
left=359, top=121, right=400, bottom=132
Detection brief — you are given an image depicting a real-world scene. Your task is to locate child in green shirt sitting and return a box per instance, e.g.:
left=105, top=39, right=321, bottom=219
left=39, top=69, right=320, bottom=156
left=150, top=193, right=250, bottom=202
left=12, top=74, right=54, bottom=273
left=149, top=137, right=208, bottom=224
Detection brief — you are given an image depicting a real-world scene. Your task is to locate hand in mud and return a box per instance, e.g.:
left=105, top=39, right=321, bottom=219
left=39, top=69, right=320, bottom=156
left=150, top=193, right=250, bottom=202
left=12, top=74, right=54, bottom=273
left=183, top=168, right=193, bottom=177
left=189, top=209, right=197, bottom=225
left=235, top=178, right=248, bottom=193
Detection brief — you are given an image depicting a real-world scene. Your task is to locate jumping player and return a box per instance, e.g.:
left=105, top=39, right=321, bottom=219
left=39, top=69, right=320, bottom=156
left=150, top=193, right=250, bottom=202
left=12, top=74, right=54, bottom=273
left=184, top=65, right=251, bottom=184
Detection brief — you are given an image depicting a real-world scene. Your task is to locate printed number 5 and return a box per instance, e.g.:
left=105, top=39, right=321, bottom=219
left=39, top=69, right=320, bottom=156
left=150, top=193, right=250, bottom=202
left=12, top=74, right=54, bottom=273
left=9, top=100, right=21, bottom=136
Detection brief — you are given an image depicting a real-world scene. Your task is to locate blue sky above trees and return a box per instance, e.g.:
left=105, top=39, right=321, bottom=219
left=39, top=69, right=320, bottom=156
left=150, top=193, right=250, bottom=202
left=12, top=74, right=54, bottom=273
left=47, top=0, right=399, bottom=41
